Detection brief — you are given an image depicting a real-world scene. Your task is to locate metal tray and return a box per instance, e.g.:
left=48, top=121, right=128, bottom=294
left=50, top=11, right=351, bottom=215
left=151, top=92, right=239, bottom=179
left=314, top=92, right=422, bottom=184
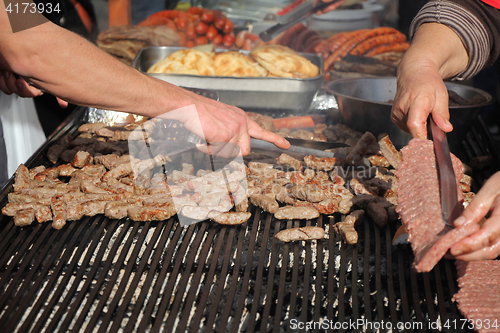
left=132, top=46, right=324, bottom=111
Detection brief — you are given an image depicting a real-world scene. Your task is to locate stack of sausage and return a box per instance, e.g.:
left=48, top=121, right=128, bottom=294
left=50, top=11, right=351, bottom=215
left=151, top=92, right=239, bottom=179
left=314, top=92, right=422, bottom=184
left=314, top=26, right=409, bottom=73
left=138, top=8, right=235, bottom=48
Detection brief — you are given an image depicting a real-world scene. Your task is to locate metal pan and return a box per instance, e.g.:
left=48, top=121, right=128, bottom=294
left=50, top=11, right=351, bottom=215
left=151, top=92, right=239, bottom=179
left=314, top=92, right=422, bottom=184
left=132, top=46, right=323, bottom=111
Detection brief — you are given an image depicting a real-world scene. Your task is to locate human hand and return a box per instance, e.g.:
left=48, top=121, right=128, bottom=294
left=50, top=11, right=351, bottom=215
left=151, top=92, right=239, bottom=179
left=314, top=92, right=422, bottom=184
left=391, top=55, right=453, bottom=139
left=314, top=0, right=345, bottom=15
left=449, top=171, right=500, bottom=260
left=0, top=70, right=44, bottom=98
left=0, top=70, right=69, bottom=108
left=164, top=88, right=290, bottom=157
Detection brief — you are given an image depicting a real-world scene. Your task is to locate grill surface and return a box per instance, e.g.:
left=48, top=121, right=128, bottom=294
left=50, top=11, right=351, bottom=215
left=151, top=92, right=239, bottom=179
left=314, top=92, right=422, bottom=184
left=0, top=108, right=498, bottom=333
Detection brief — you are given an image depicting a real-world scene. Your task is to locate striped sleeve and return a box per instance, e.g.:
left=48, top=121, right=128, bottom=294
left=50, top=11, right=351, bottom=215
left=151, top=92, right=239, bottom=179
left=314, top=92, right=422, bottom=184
left=409, top=0, right=491, bottom=81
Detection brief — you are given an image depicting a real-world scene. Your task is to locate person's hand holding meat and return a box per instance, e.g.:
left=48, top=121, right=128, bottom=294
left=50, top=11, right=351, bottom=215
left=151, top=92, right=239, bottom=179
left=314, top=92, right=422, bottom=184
left=449, top=171, right=500, bottom=261
left=391, top=23, right=469, bottom=138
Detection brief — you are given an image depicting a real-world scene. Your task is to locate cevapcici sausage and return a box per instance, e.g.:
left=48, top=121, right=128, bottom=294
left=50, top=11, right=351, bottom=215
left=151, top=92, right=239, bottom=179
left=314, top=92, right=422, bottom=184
left=338, top=27, right=401, bottom=58
left=349, top=33, right=406, bottom=56
left=346, top=131, right=377, bottom=166
left=364, top=42, right=410, bottom=57
left=280, top=23, right=306, bottom=47
left=275, top=226, right=325, bottom=242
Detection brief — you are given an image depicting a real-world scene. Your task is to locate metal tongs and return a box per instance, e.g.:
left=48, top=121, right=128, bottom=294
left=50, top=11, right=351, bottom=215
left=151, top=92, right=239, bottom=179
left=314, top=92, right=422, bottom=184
left=428, top=116, right=463, bottom=227
left=259, top=0, right=343, bottom=42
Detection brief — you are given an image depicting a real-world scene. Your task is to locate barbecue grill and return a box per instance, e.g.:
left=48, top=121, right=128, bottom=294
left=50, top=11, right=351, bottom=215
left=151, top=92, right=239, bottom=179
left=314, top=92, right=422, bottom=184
left=0, top=106, right=498, bottom=333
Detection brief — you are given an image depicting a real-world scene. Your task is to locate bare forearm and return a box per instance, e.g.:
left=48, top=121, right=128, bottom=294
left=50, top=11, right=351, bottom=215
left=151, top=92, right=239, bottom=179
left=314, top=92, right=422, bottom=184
left=399, top=23, right=469, bottom=80
left=1, top=23, right=189, bottom=116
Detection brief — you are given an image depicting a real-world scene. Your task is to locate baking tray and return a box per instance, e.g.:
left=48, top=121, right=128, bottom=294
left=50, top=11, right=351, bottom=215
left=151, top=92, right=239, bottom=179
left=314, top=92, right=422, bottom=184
left=132, top=46, right=324, bottom=111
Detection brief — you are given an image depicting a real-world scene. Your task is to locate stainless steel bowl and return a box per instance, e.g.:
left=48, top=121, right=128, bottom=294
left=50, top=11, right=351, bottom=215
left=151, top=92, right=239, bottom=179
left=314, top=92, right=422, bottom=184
left=325, top=77, right=494, bottom=150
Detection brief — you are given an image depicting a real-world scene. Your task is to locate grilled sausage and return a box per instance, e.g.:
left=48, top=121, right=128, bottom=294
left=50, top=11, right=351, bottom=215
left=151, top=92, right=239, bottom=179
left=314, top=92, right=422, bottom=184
left=346, top=131, right=377, bottom=166
left=280, top=23, right=306, bottom=47
left=364, top=42, right=410, bottom=57
left=366, top=202, right=388, bottom=228
left=274, top=206, right=320, bottom=220
left=333, top=222, right=358, bottom=244
left=209, top=211, right=252, bottom=225
left=349, top=33, right=407, bottom=56
left=338, top=27, right=401, bottom=58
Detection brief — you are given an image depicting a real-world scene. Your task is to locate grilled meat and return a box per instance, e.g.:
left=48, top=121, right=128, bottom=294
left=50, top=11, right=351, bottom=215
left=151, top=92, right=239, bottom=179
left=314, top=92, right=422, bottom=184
left=275, top=226, right=325, bottom=242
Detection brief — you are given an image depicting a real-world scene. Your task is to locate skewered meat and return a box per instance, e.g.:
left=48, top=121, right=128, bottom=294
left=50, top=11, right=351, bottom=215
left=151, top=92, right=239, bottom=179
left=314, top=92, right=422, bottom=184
left=275, top=226, right=325, bottom=242
left=274, top=206, right=319, bottom=220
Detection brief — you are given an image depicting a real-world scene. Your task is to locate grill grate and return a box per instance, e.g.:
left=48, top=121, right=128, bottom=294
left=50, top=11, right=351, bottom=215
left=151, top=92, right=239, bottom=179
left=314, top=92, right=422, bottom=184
left=1, top=109, right=498, bottom=333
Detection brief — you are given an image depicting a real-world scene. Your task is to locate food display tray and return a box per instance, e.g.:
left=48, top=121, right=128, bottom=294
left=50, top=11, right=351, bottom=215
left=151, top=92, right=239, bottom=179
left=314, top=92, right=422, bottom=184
left=132, top=46, right=324, bottom=111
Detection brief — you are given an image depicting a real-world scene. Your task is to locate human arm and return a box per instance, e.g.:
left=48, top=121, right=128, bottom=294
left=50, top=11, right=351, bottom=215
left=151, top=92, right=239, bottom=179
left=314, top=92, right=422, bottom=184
left=0, top=3, right=289, bottom=155
left=391, top=22, right=468, bottom=138
left=449, top=171, right=500, bottom=260
left=391, top=0, right=500, bottom=138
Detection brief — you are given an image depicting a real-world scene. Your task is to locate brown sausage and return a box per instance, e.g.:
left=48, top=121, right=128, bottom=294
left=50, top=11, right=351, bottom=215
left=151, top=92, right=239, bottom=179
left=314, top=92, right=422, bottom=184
left=235, top=30, right=248, bottom=48
left=279, top=23, right=306, bottom=47
left=364, top=41, right=410, bottom=57
left=338, top=27, right=402, bottom=58
left=292, top=29, right=320, bottom=52
left=349, top=33, right=407, bottom=56
left=304, top=39, right=323, bottom=54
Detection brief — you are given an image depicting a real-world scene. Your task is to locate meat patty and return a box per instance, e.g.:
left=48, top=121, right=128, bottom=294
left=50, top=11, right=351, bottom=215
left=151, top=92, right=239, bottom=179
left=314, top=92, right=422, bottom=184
left=275, top=226, right=325, bottom=242
left=395, top=138, right=478, bottom=272
left=454, top=260, right=500, bottom=329
left=303, top=155, right=343, bottom=171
